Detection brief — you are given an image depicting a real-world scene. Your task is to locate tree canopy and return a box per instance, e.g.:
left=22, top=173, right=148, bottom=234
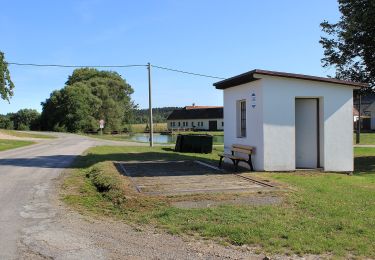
left=320, top=0, right=375, bottom=92
left=40, top=68, right=135, bottom=133
left=0, top=51, right=15, bottom=102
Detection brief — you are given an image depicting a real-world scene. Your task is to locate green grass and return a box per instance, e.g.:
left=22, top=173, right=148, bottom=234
left=62, top=146, right=375, bottom=258
left=0, top=129, right=56, bottom=139
left=0, top=139, right=35, bottom=151
left=354, top=132, right=375, bottom=145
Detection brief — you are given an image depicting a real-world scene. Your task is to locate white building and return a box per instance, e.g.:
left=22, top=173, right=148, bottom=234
left=167, top=106, right=223, bottom=131
left=214, top=69, right=367, bottom=172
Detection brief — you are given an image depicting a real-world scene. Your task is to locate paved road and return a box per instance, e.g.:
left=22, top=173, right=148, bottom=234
left=0, top=133, right=123, bottom=259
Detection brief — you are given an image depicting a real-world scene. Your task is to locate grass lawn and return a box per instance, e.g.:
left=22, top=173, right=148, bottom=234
left=62, top=146, right=375, bottom=258
left=354, top=132, right=375, bottom=145
left=0, top=139, right=35, bottom=151
left=0, top=129, right=56, bottom=139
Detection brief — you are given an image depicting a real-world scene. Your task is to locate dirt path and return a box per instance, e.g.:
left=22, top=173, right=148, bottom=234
left=20, top=183, right=261, bottom=259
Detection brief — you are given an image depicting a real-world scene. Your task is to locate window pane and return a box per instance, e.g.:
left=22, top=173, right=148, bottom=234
left=240, top=101, right=246, bottom=137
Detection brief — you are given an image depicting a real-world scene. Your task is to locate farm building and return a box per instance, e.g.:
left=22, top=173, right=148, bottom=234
left=167, top=106, right=223, bottom=131
left=214, top=69, right=367, bottom=172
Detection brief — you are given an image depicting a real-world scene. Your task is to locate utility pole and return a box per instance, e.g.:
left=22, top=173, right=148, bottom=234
left=147, top=62, right=154, bottom=147
left=356, top=92, right=361, bottom=144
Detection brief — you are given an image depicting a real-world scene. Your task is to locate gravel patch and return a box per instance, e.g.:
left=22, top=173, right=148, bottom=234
left=172, top=195, right=283, bottom=209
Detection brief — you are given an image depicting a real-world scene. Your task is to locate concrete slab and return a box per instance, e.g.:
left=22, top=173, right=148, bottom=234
left=118, top=160, right=275, bottom=196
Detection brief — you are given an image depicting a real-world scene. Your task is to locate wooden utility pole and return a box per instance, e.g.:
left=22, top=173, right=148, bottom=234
left=147, top=62, right=154, bottom=147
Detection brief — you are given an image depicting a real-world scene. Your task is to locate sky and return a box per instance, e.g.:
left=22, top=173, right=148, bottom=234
left=0, top=0, right=341, bottom=114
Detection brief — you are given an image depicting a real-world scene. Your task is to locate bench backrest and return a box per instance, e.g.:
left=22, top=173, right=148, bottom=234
left=231, top=144, right=254, bottom=155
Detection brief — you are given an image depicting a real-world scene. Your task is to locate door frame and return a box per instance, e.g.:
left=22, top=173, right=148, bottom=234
left=295, top=98, right=320, bottom=169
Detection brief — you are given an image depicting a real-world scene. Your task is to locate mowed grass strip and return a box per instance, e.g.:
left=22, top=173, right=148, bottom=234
left=62, top=146, right=375, bottom=257
left=0, top=129, right=56, bottom=139
left=0, top=139, right=34, bottom=151
left=354, top=132, right=375, bottom=145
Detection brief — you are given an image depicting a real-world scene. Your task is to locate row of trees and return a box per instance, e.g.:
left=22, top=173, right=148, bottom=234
left=40, top=68, right=136, bottom=132
left=0, top=109, right=41, bottom=130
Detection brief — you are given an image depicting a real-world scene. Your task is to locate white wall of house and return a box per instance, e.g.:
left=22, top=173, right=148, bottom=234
left=223, top=75, right=354, bottom=172
left=223, top=80, right=264, bottom=170
left=167, top=118, right=224, bottom=131
left=260, top=75, right=353, bottom=172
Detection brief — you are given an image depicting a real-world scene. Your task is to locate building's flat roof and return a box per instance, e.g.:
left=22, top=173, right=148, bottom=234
left=214, top=69, right=369, bottom=89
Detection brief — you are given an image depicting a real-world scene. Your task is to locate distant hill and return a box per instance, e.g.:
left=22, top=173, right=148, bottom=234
left=131, top=107, right=181, bottom=124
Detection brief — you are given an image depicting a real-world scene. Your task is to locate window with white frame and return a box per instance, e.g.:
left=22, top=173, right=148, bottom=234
left=237, top=100, right=246, bottom=137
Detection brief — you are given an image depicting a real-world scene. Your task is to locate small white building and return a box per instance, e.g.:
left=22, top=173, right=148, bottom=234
left=167, top=106, right=223, bottom=131
left=214, top=69, right=367, bottom=172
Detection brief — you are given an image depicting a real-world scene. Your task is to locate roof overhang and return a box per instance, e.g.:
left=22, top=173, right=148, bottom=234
left=214, top=69, right=369, bottom=89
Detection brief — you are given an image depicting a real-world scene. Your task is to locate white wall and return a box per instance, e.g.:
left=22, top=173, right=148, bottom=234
left=260, top=75, right=354, bottom=172
left=167, top=118, right=224, bottom=131
left=223, top=80, right=264, bottom=170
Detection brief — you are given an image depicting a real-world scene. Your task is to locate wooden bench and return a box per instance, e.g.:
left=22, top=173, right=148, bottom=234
left=218, top=144, right=254, bottom=171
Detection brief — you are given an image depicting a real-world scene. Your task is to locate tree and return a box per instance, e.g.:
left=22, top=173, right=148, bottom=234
left=41, top=68, right=135, bottom=133
left=10, top=109, right=41, bottom=130
left=320, top=0, right=375, bottom=91
left=0, top=51, right=15, bottom=102
left=0, top=114, right=13, bottom=129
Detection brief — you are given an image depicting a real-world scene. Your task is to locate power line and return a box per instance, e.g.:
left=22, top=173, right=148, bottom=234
left=7, top=62, right=147, bottom=68
left=151, top=64, right=225, bottom=80
left=7, top=62, right=226, bottom=79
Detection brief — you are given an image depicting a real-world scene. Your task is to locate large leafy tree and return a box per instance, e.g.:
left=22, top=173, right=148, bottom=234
left=320, top=0, right=375, bottom=91
left=0, top=51, right=15, bottom=101
left=9, top=109, right=41, bottom=130
left=41, top=68, right=135, bottom=132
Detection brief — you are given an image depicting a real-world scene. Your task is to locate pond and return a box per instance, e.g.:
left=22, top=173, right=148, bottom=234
left=128, top=133, right=224, bottom=144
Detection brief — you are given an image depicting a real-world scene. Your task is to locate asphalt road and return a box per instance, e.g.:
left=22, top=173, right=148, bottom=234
left=0, top=133, right=112, bottom=259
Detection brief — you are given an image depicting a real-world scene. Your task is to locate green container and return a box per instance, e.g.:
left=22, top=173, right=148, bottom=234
left=175, top=134, right=213, bottom=153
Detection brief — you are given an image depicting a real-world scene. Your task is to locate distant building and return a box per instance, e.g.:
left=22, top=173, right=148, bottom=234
left=167, top=106, right=223, bottom=131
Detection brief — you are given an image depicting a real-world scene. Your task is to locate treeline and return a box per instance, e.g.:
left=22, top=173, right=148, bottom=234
left=0, top=109, right=41, bottom=130
left=131, top=107, right=180, bottom=124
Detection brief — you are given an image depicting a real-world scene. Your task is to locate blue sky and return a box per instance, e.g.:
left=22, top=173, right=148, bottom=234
left=0, top=0, right=340, bottom=113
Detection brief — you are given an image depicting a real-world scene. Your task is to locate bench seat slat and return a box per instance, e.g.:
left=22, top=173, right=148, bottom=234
left=232, top=144, right=254, bottom=150
left=231, top=147, right=252, bottom=154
